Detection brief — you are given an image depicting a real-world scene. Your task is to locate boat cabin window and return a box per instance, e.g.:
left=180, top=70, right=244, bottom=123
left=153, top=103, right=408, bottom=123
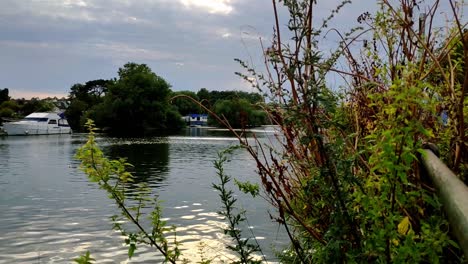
left=58, top=119, right=69, bottom=126
left=23, top=117, right=48, bottom=122
left=48, top=119, right=57, bottom=124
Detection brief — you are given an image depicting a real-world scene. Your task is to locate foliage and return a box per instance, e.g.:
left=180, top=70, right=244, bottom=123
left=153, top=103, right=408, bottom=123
left=75, top=119, right=181, bottom=263
left=171, top=90, right=200, bottom=116
left=74, top=0, right=467, bottom=263
left=19, top=98, right=55, bottom=115
left=0, top=94, right=72, bottom=127
left=62, top=65, right=268, bottom=132
left=1, top=100, right=20, bottom=111
left=65, top=64, right=192, bottom=134
left=196, top=88, right=211, bottom=107
left=171, top=88, right=268, bottom=127
left=0, top=96, right=56, bottom=124
left=0, top=100, right=19, bottom=122
left=0, top=107, right=14, bottom=119
left=196, top=242, right=213, bottom=264
left=428, top=29, right=468, bottom=181
left=212, top=146, right=262, bottom=264
left=234, top=179, right=259, bottom=198
left=0, top=88, right=9, bottom=104
left=205, top=90, right=263, bottom=107
left=86, top=63, right=185, bottom=136
left=227, top=0, right=466, bottom=262
left=65, top=79, right=111, bottom=131
left=210, top=98, right=267, bottom=128
left=73, top=251, right=95, bottom=264
left=65, top=99, right=89, bottom=131
left=70, top=79, right=109, bottom=103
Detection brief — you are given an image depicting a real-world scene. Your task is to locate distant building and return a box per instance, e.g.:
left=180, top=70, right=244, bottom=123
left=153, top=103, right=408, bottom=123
left=182, top=114, right=208, bottom=126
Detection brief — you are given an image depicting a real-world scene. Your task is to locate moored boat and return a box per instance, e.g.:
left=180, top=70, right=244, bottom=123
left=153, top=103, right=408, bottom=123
left=3, top=112, right=72, bottom=136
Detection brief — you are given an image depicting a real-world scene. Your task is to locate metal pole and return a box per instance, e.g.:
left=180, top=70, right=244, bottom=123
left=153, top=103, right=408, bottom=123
left=421, top=149, right=468, bottom=256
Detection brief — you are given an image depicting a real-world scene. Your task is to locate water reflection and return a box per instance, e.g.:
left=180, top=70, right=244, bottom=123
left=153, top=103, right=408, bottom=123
left=105, top=139, right=170, bottom=186
left=186, top=127, right=209, bottom=137
left=0, top=139, right=9, bottom=186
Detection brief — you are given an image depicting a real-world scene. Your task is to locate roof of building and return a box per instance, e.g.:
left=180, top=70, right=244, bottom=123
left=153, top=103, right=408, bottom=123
left=188, top=114, right=208, bottom=118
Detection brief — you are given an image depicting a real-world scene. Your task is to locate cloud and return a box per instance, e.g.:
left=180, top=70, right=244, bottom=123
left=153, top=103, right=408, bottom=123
left=8, top=0, right=97, bottom=22
left=89, top=42, right=184, bottom=62
left=180, top=0, right=233, bottom=15
left=0, top=40, right=62, bottom=50
left=0, top=0, right=396, bottom=98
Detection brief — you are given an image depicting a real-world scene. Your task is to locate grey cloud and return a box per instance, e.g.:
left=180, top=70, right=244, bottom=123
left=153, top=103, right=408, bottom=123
left=0, top=0, right=401, bottom=96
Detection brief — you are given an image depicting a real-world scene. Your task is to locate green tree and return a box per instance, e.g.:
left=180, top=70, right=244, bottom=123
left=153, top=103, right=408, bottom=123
left=196, top=88, right=211, bottom=113
left=19, top=98, right=54, bottom=116
left=69, top=80, right=110, bottom=104
left=209, top=91, right=263, bottom=105
left=0, top=88, right=9, bottom=104
left=0, top=100, right=19, bottom=112
left=66, top=99, right=89, bottom=131
left=66, top=79, right=112, bottom=131
left=170, top=90, right=200, bottom=116
left=210, top=98, right=266, bottom=128
left=196, top=88, right=210, bottom=103
left=89, top=63, right=184, bottom=135
left=196, top=89, right=264, bottom=107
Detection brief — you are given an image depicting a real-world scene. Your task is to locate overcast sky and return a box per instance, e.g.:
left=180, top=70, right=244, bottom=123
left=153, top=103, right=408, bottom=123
left=0, top=0, right=461, bottom=99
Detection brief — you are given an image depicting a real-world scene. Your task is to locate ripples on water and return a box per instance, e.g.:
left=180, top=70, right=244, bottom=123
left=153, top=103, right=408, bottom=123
left=0, top=127, right=287, bottom=263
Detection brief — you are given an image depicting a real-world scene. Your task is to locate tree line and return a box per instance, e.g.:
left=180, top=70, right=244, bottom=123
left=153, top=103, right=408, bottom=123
left=65, top=63, right=267, bottom=135
left=0, top=88, right=58, bottom=125
left=171, top=88, right=267, bottom=128
left=0, top=63, right=268, bottom=134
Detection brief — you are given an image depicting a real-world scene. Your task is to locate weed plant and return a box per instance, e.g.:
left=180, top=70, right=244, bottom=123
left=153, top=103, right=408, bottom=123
left=75, top=0, right=467, bottom=263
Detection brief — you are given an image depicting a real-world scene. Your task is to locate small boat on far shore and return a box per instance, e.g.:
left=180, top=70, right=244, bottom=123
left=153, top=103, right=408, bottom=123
left=3, top=112, right=72, bottom=136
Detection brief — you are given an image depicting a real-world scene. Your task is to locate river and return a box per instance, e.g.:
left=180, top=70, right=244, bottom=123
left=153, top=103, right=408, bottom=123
left=0, top=127, right=288, bottom=263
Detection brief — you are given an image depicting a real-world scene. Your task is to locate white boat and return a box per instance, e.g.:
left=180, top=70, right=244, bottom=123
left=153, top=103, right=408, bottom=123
left=3, top=112, right=72, bottom=136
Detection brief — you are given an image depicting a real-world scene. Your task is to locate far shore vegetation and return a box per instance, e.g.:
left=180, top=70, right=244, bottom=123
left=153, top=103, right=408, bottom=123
left=0, top=63, right=268, bottom=136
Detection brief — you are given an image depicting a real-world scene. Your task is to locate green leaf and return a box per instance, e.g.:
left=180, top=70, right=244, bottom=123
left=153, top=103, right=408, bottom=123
left=234, top=179, right=260, bottom=197
left=398, top=216, right=411, bottom=235
left=74, top=251, right=95, bottom=264
left=128, top=244, right=136, bottom=259
left=447, top=239, right=460, bottom=249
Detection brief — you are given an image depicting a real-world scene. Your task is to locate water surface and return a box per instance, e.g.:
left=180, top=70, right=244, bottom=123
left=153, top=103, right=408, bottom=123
left=0, top=128, right=287, bottom=263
